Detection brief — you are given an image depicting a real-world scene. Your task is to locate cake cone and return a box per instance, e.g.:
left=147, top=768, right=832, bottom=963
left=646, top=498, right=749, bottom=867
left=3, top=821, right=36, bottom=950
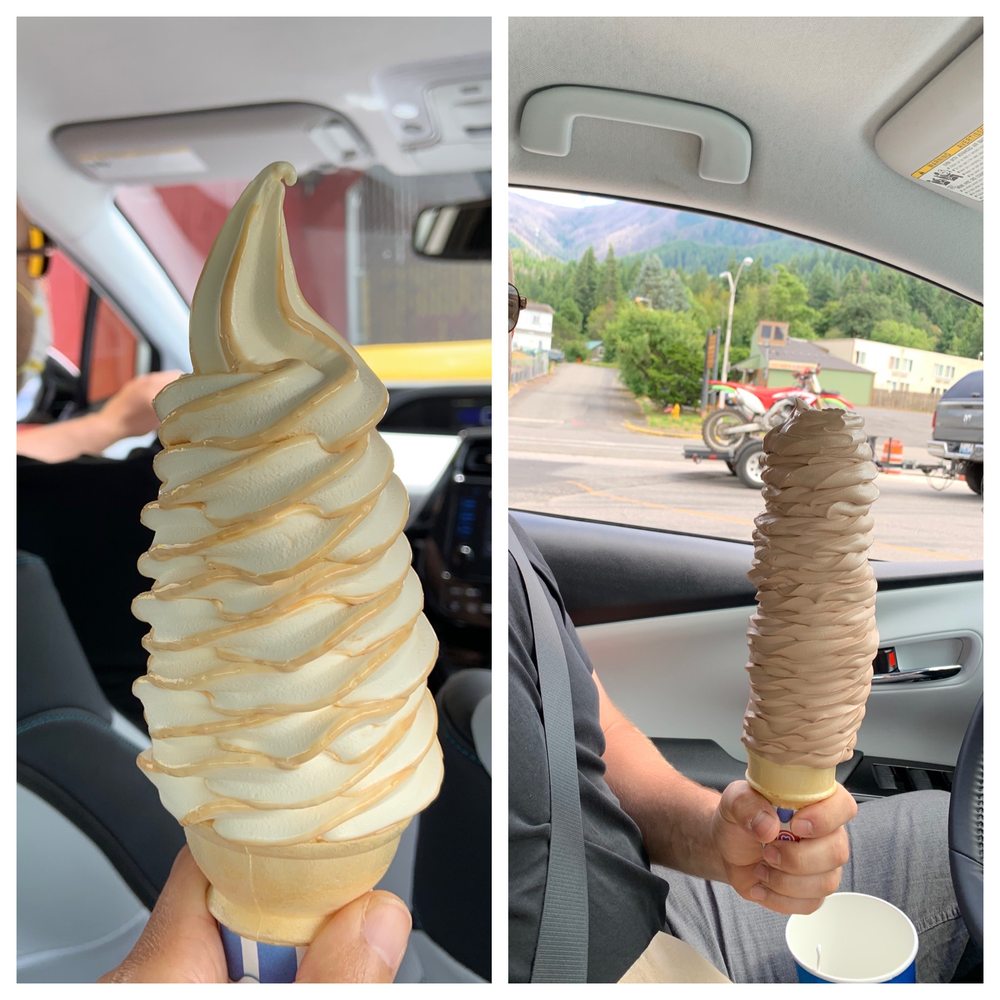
left=185, top=819, right=410, bottom=947
left=745, top=749, right=837, bottom=812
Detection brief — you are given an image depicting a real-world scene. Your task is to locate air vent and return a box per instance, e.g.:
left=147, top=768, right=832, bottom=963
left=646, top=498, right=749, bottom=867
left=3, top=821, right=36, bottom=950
left=462, top=439, right=491, bottom=476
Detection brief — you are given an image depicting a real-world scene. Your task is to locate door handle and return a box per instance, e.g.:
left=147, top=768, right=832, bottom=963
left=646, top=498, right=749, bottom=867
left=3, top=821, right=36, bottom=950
left=871, top=665, right=961, bottom=686
left=518, top=85, right=752, bottom=184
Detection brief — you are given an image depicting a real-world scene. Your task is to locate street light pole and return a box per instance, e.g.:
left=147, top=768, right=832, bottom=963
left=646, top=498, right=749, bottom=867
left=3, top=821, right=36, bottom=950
left=719, top=256, right=753, bottom=384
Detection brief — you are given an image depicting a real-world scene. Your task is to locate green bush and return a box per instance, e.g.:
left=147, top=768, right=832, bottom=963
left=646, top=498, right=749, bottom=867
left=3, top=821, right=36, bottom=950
left=608, top=304, right=704, bottom=407
left=563, top=339, right=589, bottom=362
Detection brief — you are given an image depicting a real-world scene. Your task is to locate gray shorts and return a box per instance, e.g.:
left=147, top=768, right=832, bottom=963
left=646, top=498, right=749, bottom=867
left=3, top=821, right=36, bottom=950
left=657, top=789, right=970, bottom=983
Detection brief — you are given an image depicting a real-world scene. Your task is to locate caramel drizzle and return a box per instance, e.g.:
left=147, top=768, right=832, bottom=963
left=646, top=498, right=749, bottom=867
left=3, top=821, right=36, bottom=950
left=140, top=681, right=431, bottom=780
left=142, top=493, right=407, bottom=589
left=142, top=562, right=410, bottom=636
left=177, top=735, right=442, bottom=848
left=160, top=362, right=382, bottom=454
left=136, top=165, right=438, bottom=848
left=158, top=433, right=365, bottom=508
left=157, top=446, right=393, bottom=533
left=146, top=574, right=405, bottom=665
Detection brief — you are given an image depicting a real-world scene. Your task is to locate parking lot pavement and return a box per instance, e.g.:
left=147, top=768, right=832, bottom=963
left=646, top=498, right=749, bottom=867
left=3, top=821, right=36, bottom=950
left=854, top=405, right=937, bottom=466
left=510, top=365, right=983, bottom=563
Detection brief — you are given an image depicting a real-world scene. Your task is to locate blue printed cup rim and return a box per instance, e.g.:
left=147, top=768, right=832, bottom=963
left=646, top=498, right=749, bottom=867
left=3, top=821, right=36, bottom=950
left=785, top=892, right=918, bottom=983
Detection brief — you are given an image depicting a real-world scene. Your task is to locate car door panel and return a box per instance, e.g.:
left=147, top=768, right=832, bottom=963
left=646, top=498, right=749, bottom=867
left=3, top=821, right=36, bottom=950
left=513, top=511, right=982, bottom=779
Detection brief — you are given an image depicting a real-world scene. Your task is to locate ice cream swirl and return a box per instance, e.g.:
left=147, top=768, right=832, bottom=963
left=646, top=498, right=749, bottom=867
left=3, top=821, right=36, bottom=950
left=133, top=163, right=442, bottom=847
left=742, top=401, right=879, bottom=769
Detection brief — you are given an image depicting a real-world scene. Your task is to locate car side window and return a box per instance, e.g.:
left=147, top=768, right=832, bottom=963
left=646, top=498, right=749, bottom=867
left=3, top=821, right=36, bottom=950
left=41, top=250, right=152, bottom=407
left=509, top=188, right=983, bottom=563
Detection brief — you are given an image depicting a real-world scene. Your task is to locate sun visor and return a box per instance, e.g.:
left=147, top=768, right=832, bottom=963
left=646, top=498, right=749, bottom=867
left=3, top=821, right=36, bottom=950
left=52, top=103, right=373, bottom=185
left=875, top=36, right=982, bottom=212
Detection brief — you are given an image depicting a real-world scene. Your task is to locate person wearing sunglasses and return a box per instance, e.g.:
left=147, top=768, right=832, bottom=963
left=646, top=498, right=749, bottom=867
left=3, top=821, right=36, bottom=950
left=16, top=202, right=179, bottom=463
left=509, top=282, right=527, bottom=336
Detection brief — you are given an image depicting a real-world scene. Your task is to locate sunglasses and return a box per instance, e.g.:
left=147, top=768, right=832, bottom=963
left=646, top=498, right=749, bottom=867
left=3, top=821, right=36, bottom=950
left=17, top=225, right=55, bottom=279
left=509, top=283, right=527, bottom=333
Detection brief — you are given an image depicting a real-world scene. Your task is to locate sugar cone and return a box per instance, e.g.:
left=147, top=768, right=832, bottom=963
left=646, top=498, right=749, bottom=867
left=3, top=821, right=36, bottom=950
left=185, top=819, right=410, bottom=946
left=745, top=750, right=837, bottom=811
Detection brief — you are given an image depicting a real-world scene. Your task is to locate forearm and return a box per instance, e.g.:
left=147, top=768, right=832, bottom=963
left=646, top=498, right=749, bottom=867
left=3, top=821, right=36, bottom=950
left=601, top=705, right=728, bottom=882
left=594, top=675, right=726, bottom=881
left=16, top=412, right=120, bottom=463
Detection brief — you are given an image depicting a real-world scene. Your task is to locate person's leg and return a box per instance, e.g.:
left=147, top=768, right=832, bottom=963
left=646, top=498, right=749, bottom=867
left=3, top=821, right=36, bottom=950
left=657, top=790, right=969, bottom=983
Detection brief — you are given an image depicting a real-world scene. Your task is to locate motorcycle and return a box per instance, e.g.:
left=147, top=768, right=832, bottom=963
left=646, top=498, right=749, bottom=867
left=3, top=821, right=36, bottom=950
left=701, top=368, right=853, bottom=451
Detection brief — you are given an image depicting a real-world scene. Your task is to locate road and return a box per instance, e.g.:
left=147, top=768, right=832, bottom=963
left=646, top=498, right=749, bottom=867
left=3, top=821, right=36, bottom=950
left=509, top=364, right=983, bottom=562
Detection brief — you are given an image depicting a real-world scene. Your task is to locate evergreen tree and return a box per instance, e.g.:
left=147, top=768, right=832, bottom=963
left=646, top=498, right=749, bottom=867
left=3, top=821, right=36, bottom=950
left=660, top=268, right=691, bottom=311
left=573, top=247, right=599, bottom=331
left=599, top=244, right=623, bottom=303
left=807, top=262, right=838, bottom=309
left=632, top=254, right=669, bottom=308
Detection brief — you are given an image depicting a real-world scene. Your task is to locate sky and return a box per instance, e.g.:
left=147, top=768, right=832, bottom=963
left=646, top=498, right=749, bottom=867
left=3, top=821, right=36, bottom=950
left=511, top=187, right=616, bottom=209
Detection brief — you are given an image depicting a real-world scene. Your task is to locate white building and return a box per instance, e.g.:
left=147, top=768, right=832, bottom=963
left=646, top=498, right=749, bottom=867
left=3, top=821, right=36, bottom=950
left=822, top=337, right=981, bottom=395
left=511, top=301, right=554, bottom=354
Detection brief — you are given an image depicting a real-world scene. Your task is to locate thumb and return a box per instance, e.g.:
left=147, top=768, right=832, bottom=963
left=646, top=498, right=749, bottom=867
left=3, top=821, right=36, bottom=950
left=296, top=891, right=411, bottom=983
left=719, top=780, right=780, bottom=843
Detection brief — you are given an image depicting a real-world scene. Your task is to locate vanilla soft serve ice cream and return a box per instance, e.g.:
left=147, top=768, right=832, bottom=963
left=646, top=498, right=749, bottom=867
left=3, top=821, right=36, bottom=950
left=132, top=162, right=442, bottom=861
left=742, top=400, right=879, bottom=807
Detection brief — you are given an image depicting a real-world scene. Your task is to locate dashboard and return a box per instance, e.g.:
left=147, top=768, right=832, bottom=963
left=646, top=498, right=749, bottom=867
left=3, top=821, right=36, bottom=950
left=383, top=385, right=491, bottom=436
left=396, top=388, right=490, bottom=688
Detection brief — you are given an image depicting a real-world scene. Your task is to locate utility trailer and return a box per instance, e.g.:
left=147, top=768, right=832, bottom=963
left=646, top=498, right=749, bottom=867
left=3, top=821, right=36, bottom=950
left=682, top=438, right=765, bottom=489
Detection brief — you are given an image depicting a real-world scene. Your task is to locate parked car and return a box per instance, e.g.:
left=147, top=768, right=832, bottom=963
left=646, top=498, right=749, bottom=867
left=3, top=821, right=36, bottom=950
left=929, top=370, right=983, bottom=494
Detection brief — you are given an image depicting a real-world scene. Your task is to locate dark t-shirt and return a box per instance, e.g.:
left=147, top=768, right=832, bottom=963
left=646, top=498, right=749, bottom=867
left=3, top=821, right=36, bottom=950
left=508, top=517, right=669, bottom=983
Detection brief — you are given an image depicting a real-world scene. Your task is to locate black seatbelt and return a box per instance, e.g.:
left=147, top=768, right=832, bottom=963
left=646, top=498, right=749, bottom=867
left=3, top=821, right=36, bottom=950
left=509, top=521, right=589, bottom=983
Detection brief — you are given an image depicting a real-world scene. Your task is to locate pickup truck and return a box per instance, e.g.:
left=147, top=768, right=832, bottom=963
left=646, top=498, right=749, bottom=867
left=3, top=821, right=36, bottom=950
left=929, top=369, right=983, bottom=494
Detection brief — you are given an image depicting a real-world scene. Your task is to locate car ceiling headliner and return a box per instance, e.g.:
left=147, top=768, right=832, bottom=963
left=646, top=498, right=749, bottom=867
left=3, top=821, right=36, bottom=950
left=17, top=17, right=489, bottom=237
left=509, top=17, right=983, bottom=302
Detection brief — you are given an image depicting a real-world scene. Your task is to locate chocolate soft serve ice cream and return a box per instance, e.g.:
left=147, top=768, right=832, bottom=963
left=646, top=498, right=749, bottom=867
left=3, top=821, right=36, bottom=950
left=742, top=400, right=879, bottom=816
left=132, top=162, right=443, bottom=945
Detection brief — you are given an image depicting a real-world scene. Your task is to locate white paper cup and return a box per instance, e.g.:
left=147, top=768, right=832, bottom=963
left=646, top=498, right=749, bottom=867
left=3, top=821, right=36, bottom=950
left=786, top=892, right=918, bottom=983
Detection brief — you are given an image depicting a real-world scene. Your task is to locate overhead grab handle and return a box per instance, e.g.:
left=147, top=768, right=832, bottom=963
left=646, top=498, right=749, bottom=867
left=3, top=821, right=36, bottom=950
left=519, top=85, right=752, bottom=185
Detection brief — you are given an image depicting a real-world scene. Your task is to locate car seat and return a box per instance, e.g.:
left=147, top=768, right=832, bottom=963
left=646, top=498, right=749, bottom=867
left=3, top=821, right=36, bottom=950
left=410, top=667, right=491, bottom=980
left=16, top=551, right=183, bottom=982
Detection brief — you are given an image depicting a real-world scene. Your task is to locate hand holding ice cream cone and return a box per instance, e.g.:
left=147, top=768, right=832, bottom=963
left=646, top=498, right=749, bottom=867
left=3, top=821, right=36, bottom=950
left=711, top=779, right=857, bottom=916
left=100, top=847, right=412, bottom=983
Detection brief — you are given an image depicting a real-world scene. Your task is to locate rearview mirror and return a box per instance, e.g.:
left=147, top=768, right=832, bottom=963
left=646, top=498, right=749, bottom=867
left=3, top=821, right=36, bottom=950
left=412, top=199, right=490, bottom=260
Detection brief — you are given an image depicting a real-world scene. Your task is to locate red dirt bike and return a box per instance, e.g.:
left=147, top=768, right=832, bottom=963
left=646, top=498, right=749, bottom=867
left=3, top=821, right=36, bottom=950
left=701, top=368, right=853, bottom=451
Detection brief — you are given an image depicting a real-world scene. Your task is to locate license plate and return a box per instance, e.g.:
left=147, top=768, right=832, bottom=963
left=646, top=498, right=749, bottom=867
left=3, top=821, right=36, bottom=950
left=958, top=443, right=973, bottom=457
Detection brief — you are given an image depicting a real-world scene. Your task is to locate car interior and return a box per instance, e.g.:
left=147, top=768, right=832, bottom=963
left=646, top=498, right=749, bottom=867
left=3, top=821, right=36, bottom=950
left=17, top=17, right=490, bottom=983
left=509, top=15, right=982, bottom=976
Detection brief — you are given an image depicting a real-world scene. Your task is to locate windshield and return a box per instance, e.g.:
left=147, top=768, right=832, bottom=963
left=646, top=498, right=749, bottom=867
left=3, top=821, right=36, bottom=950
left=118, top=166, right=490, bottom=354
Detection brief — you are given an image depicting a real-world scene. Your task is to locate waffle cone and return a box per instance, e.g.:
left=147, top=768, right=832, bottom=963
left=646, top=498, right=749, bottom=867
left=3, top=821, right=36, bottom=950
left=745, top=750, right=837, bottom=810
left=185, top=820, right=409, bottom=946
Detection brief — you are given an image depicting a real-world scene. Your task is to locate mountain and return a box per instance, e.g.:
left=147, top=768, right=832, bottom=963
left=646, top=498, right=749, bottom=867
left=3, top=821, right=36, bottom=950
left=509, top=190, right=814, bottom=266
